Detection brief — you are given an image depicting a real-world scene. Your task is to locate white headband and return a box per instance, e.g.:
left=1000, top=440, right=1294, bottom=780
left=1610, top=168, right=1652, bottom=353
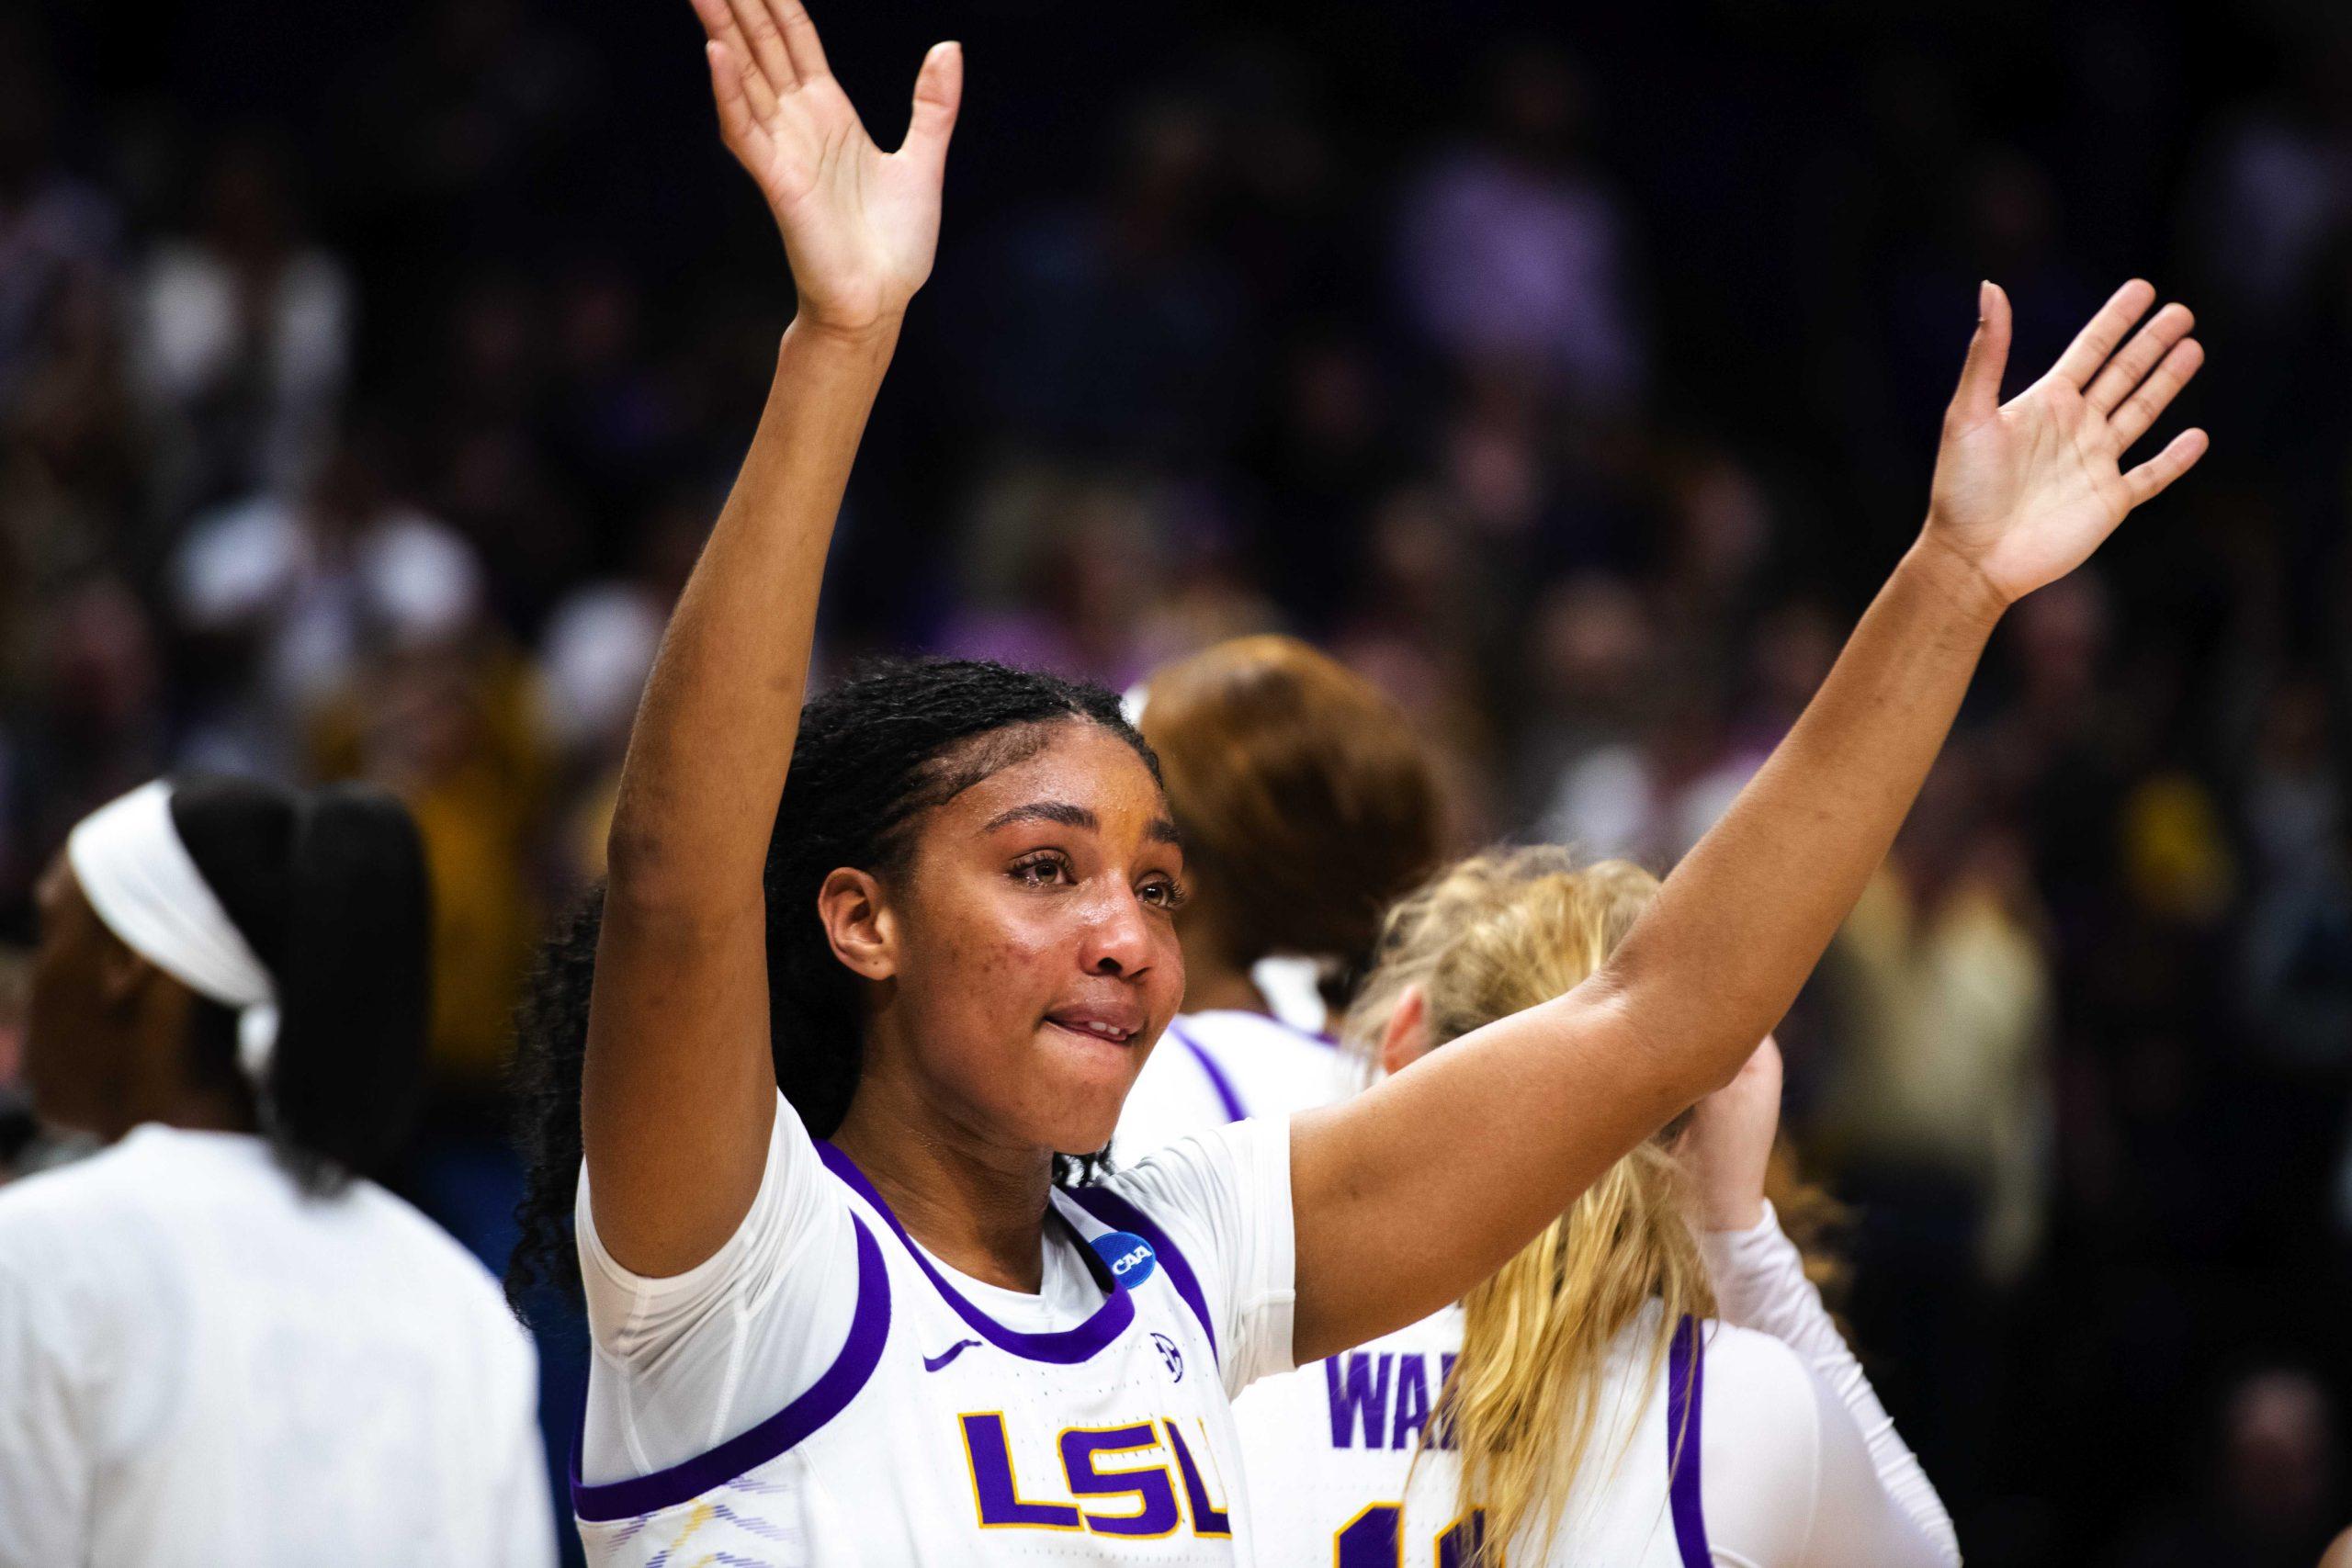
left=66, top=780, right=282, bottom=1082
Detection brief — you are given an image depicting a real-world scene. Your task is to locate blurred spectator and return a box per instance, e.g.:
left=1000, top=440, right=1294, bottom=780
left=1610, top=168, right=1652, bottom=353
left=130, top=134, right=352, bottom=519
left=1, top=580, right=165, bottom=918
left=0, top=34, right=119, bottom=420
left=947, top=96, right=1249, bottom=462
left=2121, top=1368, right=2343, bottom=1568
left=1393, top=44, right=1645, bottom=410
left=169, top=428, right=485, bottom=775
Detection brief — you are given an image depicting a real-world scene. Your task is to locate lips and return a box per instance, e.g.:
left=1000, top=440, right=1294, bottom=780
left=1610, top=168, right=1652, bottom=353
left=1043, top=1007, right=1144, bottom=1046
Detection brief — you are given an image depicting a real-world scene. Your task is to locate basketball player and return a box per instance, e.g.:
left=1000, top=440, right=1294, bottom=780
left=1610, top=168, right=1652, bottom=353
left=1237, top=848, right=1958, bottom=1566
left=0, top=777, right=554, bottom=1565
left=505, top=0, right=2207, bottom=1559
left=1111, top=636, right=1444, bottom=1160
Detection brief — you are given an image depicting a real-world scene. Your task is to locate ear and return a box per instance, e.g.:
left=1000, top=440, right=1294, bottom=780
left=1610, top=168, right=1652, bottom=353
left=817, top=867, right=899, bottom=982
left=95, top=931, right=156, bottom=1016
left=1378, top=983, right=1431, bottom=1078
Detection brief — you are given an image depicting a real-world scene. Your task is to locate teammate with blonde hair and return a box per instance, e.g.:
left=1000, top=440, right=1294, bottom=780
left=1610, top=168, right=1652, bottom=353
left=1235, top=847, right=1960, bottom=1566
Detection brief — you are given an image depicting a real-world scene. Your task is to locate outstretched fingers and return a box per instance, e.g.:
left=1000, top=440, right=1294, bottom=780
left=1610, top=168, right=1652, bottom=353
left=766, top=0, right=833, bottom=85
left=704, top=41, right=762, bottom=151
left=2109, top=335, right=2205, bottom=450
left=900, top=40, right=963, bottom=175
left=2052, top=278, right=2158, bottom=389
left=722, top=0, right=801, bottom=99
left=690, top=0, right=779, bottom=119
left=2086, top=301, right=2194, bottom=416
left=1949, top=280, right=2014, bottom=424
left=2122, top=427, right=2210, bottom=508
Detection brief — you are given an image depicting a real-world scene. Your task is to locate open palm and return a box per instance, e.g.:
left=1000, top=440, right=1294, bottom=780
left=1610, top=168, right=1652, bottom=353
left=689, top=0, right=960, bottom=334
left=1926, top=279, right=2209, bottom=604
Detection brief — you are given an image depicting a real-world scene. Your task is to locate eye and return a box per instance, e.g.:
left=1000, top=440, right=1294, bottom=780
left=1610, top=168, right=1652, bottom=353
left=1011, top=852, right=1073, bottom=889
left=1137, top=875, right=1188, bottom=911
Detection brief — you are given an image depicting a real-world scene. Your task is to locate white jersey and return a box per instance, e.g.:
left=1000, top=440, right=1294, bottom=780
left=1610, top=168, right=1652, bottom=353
left=0, top=1125, right=554, bottom=1568
left=1112, top=1009, right=1355, bottom=1163
left=572, top=1093, right=1296, bottom=1565
left=1237, top=1209, right=1962, bottom=1568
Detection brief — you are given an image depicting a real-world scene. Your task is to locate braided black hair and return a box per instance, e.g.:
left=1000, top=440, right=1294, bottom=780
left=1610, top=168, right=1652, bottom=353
left=507, top=657, right=1158, bottom=1314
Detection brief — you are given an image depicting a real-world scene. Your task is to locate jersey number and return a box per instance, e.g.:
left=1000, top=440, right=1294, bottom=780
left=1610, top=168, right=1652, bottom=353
left=1335, top=1503, right=1495, bottom=1567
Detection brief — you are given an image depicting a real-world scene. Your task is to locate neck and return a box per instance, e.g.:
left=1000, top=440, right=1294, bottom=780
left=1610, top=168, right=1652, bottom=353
left=117, top=993, right=260, bottom=1141
left=831, top=1063, right=1057, bottom=1295
left=1176, top=904, right=1270, bottom=1017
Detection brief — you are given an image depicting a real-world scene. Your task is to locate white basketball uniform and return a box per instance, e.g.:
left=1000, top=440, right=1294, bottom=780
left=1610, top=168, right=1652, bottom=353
left=1111, top=1009, right=1355, bottom=1166
left=572, top=1094, right=1295, bottom=1566
left=1109, top=1016, right=1960, bottom=1568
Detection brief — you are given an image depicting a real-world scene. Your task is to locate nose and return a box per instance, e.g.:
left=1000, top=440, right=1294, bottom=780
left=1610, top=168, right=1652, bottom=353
left=1078, top=886, right=1156, bottom=979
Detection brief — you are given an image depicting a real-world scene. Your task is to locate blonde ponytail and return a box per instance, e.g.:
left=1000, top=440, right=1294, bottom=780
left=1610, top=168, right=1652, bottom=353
left=1344, top=848, right=1715, bottom=1561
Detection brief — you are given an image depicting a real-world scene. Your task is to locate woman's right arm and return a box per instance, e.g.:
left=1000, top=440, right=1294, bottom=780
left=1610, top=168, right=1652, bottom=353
left=1684, top=1043, right=1961, bottom=1566
left=582, top=0, right=961, bottom=1279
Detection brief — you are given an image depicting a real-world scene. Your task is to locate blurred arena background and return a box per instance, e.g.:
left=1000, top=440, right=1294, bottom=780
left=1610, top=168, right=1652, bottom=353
left=0, top=0, right=2346, bottom=1562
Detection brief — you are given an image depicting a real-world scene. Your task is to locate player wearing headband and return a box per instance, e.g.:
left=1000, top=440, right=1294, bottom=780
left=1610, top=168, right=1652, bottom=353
left=0, top=776, right=554, bottom=1565
left=504, top=0, right=2207, bottom=1560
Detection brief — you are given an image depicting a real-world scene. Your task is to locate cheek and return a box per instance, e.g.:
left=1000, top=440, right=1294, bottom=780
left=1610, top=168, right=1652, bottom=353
left=903, top=881, right=1063, bottom=1014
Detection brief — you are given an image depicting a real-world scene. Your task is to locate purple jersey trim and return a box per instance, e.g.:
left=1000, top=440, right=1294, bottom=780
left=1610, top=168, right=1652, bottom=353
left=571, top=1213, right=892, bottom=1523
left=1062, top=1184, right=1218, bottom=1366
left=1666, top=1314, right=1712, bottom=1568
left=1166, top=1019, right=1248, bottom=1122
left=816, top=1140, right=1137, bottom=1363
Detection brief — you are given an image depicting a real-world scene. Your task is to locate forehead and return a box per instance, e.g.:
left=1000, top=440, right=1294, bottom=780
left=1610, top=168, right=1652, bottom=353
left=934, top=723, right=1170, bottom=829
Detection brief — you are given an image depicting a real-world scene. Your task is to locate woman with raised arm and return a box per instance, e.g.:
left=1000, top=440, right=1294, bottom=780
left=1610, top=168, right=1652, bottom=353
left=509, top=0, right=2207, bottom=1560
left=1238, top=848, right=1958, bottom=1567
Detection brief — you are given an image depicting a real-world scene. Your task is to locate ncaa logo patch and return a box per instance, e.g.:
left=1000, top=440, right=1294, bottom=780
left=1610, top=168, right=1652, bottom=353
left=1091, top=1229, right=1158, bottom=1290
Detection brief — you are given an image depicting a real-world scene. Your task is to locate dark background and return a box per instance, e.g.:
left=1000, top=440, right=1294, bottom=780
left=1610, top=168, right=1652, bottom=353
left=1, top=0, right=2347, bottom=1562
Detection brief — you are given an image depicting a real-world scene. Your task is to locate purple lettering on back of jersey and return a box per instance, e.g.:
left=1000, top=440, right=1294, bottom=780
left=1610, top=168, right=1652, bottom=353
left=1325, top=1352, right=1394, bottom=1449
left=1390, top=1355, right=1431, bottom=1450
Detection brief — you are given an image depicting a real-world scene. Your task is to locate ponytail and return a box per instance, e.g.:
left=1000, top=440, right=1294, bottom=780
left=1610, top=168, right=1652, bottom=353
left=171, top=776, right=431, bottom=1192
left=268, top=785, right=431, bottom=1184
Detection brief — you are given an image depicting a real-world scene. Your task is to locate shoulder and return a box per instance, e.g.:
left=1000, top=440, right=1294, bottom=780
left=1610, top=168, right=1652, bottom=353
left=0, top=1138, right=191, bottom=1351
left=346, top=1183, right=535, bottom=1353
left=1694, top=1319, right=1823, bottom=1450
left=1101, top=1115, right=1291, bottom=1230
left=1690, top=1320, right=1825, bottom=1562
left=0, top=1133, right=187, bottom=1257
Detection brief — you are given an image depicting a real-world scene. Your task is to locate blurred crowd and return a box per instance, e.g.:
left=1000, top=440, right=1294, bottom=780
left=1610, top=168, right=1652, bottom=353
left=0, top=1, right=2347, bottom=1563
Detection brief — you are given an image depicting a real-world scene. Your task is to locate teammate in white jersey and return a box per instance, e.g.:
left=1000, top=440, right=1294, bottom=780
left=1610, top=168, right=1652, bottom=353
left=1235, top=848, right=1958, bottom=1567
left=0, top=776, right=555, bottom=1566
left=503, top=1, right=2208, bottom=1560
left=1113, top=636, right=1443, bottom=1160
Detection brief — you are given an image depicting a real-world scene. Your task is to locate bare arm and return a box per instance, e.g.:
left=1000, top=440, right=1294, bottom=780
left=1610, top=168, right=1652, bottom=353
left=582, top=0, right=961, bottom=1278
left=1292, top=280, right=2208, bottom=1359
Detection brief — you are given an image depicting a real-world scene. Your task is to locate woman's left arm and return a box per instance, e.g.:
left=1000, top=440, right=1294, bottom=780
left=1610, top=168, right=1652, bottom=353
left=1288, top=280, right=2206, bottom=1360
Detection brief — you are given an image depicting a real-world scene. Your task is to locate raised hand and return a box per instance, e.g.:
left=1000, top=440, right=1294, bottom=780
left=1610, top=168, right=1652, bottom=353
left=1923, top=279, right=2208, bottom=606
left=1679, top=1037, right=1782, bottom=1233
left=689, top=0, right=961, bottom=336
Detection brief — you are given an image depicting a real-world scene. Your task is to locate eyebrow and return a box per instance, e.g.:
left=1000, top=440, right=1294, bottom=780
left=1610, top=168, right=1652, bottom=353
left=981, top=800, right=1183, bottom=847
